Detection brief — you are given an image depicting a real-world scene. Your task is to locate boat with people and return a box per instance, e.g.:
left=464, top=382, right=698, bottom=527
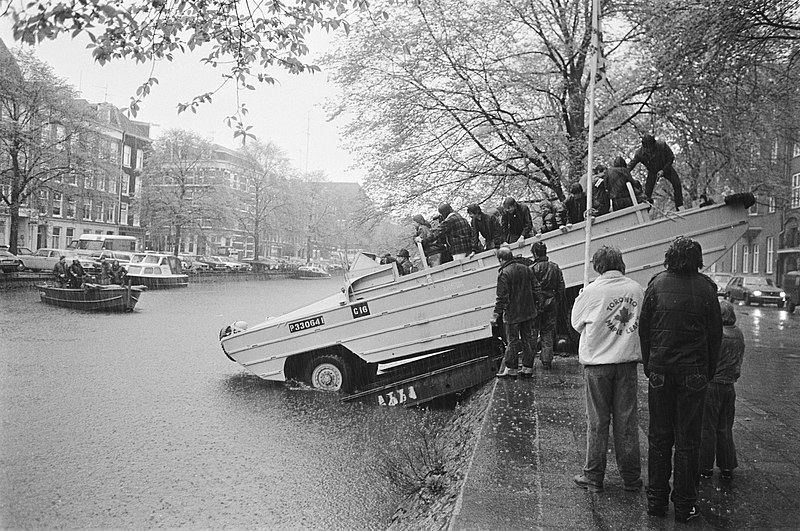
left=219, top=193, right=754, bottom=405
left=38, top=282, right=146, bottom=312
left=125, top=252, right=189, bottom=289
left=295, top=264, right=332, bottom=279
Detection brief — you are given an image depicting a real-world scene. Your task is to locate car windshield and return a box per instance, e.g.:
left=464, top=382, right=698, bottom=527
left=745, top=277, right=774, bottom=288
left=0, top=250, right=14, bottom=257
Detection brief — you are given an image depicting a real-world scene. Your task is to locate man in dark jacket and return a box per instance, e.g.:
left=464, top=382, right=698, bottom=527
left=604, top=156, right=637, bottom=211
left=564, top=183, right=587, bottom=225
left=638, top=236, right=722, bottom=524
left=530, top=241, right=565, bottom=370
left=500, top=197, right=533, bottom=244
left=67, top=258, right=86, bottom=288
left=53, top=255, right=69, bottom=287
left=627, top=134, right=684, bottom=209
left=492, top=247, right=538, bottom=378
left=466, top=204, right=503, bottom=254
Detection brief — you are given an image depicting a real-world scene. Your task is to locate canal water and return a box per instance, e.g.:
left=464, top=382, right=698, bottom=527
left=0, top=278, right=448, bottom=529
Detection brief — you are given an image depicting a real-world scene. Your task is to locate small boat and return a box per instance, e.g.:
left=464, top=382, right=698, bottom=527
left=295, top=264, right=331, bottom=279
left=125, top=253, right=189, bottom=289
left=219, top=193, right=754, bottom=398
left=38, top=283, right=145, bottom=312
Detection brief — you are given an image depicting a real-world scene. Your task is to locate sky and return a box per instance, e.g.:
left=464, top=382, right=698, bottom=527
left=0, top=18, right=363, bottom=183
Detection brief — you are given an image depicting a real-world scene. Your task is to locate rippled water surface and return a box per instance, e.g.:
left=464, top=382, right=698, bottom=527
left=1, top=278, right=442, bottom=529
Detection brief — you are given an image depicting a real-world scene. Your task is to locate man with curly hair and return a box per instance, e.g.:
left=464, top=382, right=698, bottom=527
left=639, top=237, right=722, bottom=523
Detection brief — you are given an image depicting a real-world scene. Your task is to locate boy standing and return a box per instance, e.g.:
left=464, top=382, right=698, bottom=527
left=699, top=300, right=745, bottom=480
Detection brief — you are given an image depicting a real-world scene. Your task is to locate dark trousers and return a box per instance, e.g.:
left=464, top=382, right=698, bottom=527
left=647, top=371, right=707, bottom=513
left=504, top=319, right=535, bottom=371
left=699, top=382, right=738, bottom=473
left=535, top=309, right=556, bottom=364
left=583, top=363, right=641, bottom=486
left=644, top=167, right=683, bottom=208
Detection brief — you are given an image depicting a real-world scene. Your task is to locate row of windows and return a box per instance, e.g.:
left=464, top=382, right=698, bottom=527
left=731, top=238, right=774, bottom=275
left=47, top=172, right=133, bottom=195
left=34, top=192, right=131, bottom=226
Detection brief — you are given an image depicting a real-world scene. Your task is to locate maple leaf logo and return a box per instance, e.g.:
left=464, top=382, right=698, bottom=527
left=614, top=307, right=633, bottom=326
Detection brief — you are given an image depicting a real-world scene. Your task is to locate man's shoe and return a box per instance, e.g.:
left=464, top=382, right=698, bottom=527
left=647, top=506, right=667, bottom=517
left=573, top=474, right=603, bottom=493
left=675, top=506, right=701, bottom=523
left=496, top=368, right=518, bottom=379
left=720, top=469, right=733, bottom=480
left=699, top=469, right=713, bottom=479
left=519, top=368, right=533, bottom=379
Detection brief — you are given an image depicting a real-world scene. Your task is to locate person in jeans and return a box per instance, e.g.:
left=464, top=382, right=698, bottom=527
left=530, top=241, right=565, bottom=369
left=627, top=134, right=684, bottom=209
left=699, top=299, right=745, bottom=481
left=639, top=237, right=722, bottom=523
left=491, top=247, right=538, bottom=378
left=571, top=246, right=644, bottom=493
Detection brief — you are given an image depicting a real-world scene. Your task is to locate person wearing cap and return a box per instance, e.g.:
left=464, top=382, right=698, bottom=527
left=627, top=134, right=684, bottom=209
left=67, top=258, right=86, bottom=288
left=53, top=255, right=69, bottom=287
left=396, top=249, right=412, bottom=276
left=530, top=241, right=565, bottom=370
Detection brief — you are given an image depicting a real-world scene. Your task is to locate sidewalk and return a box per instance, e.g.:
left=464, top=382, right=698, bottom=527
left=449, top=355, right=800, bottom=530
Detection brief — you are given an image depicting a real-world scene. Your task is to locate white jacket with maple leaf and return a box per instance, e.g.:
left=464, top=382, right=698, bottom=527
left=571, top=271, right=645, bottom=365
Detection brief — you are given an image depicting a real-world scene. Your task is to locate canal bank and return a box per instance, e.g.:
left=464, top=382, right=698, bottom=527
left=392, top=304, right=800, bottom=530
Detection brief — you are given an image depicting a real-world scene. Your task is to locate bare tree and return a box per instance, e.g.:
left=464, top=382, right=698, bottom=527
left=0, top=46, right=98, bottom=254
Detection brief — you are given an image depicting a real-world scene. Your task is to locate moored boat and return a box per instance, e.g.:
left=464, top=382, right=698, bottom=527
left=38, top=283, right=145, bottom=312
left=125, top=253, right=189, bottom=289
left=295, top=264, right=332, bottom=279
left=219, top=194, right=754, bottom=399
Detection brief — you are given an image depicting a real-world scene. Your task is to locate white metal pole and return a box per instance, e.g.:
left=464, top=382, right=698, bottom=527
left=583, top=0, right=600, bottom=287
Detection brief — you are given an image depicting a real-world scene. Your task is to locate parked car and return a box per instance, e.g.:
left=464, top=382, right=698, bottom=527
left=0, top=245, right=33, bottom=256
left=20, top=248, right=95, bottom=273
left=200, top=255, right=249, bottom=272
left=0, top=249, right=24, bottom=273
left=724, top=275, right=786, bottom=307
left=90, top=250, right=134, bottom=270
left=179, top=254, right=212, bottom=273
left=707, top=272, right=733, bottom=297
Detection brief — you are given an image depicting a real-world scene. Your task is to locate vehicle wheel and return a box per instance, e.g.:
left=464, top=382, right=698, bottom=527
left=306, top=354, right=351, bottom=392
left=788, top=302, right=796, bottom=314
left=744, top=294, right=751, bottom=306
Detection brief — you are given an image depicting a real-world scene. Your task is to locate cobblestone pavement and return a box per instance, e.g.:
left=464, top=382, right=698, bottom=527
left=451, top=305, right=800, bottom=530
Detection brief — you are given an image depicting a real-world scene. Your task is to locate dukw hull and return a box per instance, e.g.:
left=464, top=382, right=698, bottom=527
left=38, top=283, right=145, bottom=312
left=219, top=196, right=751, bottom=397
left=125, top=274, right=189, bottom=289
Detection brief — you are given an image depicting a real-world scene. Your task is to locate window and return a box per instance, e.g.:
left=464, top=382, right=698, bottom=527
left=120, top=202, right=128, bottom=225
left=771, top=138, right=779, bottom=163
left=136, top=149, right=144, bottom=170
left=766, top=237, right=774, bottom=274
left=109, top=142, right=119, bottom=164
left=768, top=197, right=776, bottom=213
left=793, top=173, right=800, bottom=209
left=732, top=244, right=738, bottom=273
left=121, top=174, right=130, bottom=195
left=65, top=171, right=77, bottom=186
left=83, top=200, right=92, bottom=220
left=104, top=202, right=115, bottom=223
left=98, top=175, right=106, bottom=192
left=94, top=201, right=103, bottom=222
left=794, top=142, right=800, bottom=158
left=749, top=197, right=759, bottom=216
left=742, top=245, right=749, bottom=274
left=66, top=228, right=74, bottom=244
left=51, top=226, right=61, bottom=248
left=66, top=198, right=76, bottom=219
left=752, top=244, right=760, bottom=274
left=38, top=190, right=48, bottom=215
left=51, top=192, right=62, bottom=217
left=123, top=145, right=132, bottom=168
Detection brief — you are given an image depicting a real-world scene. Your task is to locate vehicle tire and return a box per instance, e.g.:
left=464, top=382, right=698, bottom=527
left=744, top=294, right=751, bottom=306
left=788, top=302, right=796, bottom=314
left=306, top=354, right=351, bottom=392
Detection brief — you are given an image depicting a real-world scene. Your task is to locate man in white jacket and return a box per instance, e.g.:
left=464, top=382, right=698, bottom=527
left=571, top=246, right=644, bottom=493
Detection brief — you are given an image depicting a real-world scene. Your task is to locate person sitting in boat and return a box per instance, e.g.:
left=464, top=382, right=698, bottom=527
left=396, top=249, right=413, bottom=276
left=99, top=257, right=112, bottom=285
left=109, top=260, right=127, bottom=285
left=53, top=255, right=69, bottom=287
left=604, top=156, right=638, bottom=211
left=432, top=203, right=472, bottom=261
left=68, top=258, right=86, bottom=288
left=501, top=197, right=533, bottom=244
left=413, top=214, right=446, bottom=267
left=564, top=183, right=587, bottom=225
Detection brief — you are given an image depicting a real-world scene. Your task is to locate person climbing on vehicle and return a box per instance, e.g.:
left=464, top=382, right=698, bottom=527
left=627, top=134, right=684, bottom=209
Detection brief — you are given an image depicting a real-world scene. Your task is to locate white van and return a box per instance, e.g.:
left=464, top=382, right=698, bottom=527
left=68, top=235, right=137, bottom=254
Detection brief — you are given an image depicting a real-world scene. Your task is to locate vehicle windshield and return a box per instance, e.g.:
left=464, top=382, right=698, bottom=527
left=746, top=277, right=775, bottom=287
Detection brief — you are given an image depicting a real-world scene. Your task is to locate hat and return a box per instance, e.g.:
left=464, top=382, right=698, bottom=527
left=397, top=249, right=410, bottom=258
left=59, top=255, right=66, bottom=259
